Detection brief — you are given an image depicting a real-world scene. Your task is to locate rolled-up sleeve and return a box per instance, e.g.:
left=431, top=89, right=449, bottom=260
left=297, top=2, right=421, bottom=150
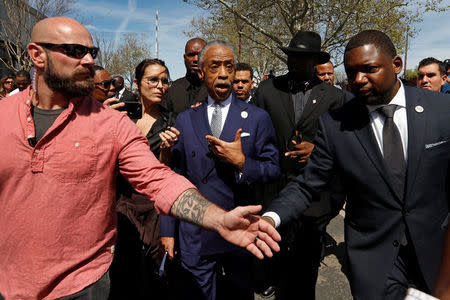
left=115, top=114, right=196, bottom=215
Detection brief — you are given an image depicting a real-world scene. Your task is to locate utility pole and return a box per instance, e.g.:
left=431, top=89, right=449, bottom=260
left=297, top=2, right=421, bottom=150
left=403, top=26, right=409, bottom=78
left=155, top=10, right=159, bottom=58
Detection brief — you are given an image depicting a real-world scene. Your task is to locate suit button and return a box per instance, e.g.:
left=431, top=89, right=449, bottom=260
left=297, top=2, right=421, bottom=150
left=393, top=240, right=399, bottom=247
left=191, top=151, right=195, bottom=157
left=201, top=177, right=207, bottom=184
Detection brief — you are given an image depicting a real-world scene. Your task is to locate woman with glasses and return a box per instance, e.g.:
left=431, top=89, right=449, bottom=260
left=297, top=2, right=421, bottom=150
left=0, top=75, right=15, bottom=99
left=109, top=58, right=178, bottom=299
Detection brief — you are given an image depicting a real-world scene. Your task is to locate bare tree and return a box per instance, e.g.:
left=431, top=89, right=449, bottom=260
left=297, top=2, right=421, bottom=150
left=185, top=0, right=449, bottom=72
left=93, top=32, right=152, bottom=89
left=0, top=0, right=78, bottom=73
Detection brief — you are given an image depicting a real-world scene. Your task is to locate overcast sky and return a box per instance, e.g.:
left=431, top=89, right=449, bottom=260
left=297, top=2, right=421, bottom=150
left=73, top=0, right=450, bottom=80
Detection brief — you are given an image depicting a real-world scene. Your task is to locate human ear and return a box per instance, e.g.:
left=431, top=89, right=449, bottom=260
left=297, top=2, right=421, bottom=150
left=392, top=55, right=403, bottom=75
left=27, top=43, right=46, bottom=69
left=197, top=68, right=204, bottom=81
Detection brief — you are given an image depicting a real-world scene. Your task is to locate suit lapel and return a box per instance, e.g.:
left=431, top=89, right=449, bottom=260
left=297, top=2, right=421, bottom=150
left=404, top=87, right=426, bottom=200
left=273, top=76, right=295, bottom=127
left=351, top=101, right=402, bottom=201
left=220, top=96, right=247, bottom=142
left=191, top=101, right=211, bottom=153
left=299, top=84, right=323, bottom=123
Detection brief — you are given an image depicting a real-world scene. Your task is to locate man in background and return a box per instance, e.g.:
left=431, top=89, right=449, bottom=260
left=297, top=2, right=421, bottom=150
left=9, top=69, right=31, bottom=95
left=233, top=62, right=254, bottom=103
left=92, top=65, right=116, bottom=102
left=113, top=75, right=138, bottom=102
left=253, top=31, right=345, bottom=299
left=417, top=57, right=447, bottom=92
left=163, top=37, right=208, bottom=113
left=315, top=61, right=335, bottom=85
left=441, top=59, right=450, bottom=94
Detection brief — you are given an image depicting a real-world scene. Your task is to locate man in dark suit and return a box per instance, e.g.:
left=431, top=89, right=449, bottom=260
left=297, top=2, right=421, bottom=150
left=263, top=30, right=450, bottom=299
left=163, top=38, right=208, bottom=113
left=113, top=75, right=138, bottom=102
left=160, top=40, right=280, bottom=300
left=253, top=31, right=345, bottom=299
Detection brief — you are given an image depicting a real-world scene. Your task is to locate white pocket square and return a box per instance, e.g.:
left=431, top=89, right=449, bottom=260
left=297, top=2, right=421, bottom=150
left=425, top=140, right=447, bottom=149
left=241, top=132, right=251, bottom=137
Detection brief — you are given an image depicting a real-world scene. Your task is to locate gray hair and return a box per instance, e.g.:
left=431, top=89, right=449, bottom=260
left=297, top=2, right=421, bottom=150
left=198, top=40, right=237, bottom=69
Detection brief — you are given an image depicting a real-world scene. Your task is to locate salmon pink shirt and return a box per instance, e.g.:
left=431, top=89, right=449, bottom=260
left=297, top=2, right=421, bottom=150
left=0, top=88, right=195, bottom=299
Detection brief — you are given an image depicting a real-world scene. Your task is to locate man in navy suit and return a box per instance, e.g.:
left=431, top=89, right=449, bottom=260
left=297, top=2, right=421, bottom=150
left=160, top=40, right=280, bottom=300
left=263, top=30, right=450, bottom=299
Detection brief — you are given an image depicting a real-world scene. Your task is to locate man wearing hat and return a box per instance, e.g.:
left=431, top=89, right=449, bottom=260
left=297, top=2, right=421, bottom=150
left=253, top=31, right=345, bottom=299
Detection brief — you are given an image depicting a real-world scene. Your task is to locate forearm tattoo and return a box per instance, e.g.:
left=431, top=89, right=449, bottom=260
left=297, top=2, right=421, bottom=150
left=171, top=189, right=211, bottom=226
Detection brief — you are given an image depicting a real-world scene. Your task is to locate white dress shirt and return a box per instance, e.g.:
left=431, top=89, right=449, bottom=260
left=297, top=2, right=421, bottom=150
left=263, top=80, right=408, bottom=228
left=117, top=87, right=125, bottom=99
left=366, top=80, right=408, bottom=161
left=207, top=94, right=232, bottom=133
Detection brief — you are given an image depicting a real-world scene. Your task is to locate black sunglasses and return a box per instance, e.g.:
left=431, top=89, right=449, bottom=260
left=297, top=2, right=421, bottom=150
left=95, top=79, right=115, bottom=89
left=36, top=43, right=99, bottom=59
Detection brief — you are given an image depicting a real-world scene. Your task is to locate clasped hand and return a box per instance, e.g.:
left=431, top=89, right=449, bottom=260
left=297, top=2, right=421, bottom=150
left=285, top=140, right=315, bottom=163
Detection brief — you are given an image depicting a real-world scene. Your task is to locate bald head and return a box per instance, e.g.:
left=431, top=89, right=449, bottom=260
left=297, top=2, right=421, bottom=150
left=31, top=17, right=93, bottom=45
left=28, top=17, right=96, bottom=101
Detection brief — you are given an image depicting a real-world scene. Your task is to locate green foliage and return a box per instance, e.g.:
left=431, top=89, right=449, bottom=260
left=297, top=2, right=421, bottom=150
left=185, top=0, right=449, bottom=77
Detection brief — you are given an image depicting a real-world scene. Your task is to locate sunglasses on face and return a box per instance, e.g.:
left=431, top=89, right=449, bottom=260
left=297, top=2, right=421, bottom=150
left=36, top=43, right=99, bottom=59
left=95, top=79, right=115, bottom=89
left=4, top=81, right=14, bottom=85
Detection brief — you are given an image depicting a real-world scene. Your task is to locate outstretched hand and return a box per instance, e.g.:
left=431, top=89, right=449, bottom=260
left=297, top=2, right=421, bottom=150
left=215, top=205, right=281, bottom=259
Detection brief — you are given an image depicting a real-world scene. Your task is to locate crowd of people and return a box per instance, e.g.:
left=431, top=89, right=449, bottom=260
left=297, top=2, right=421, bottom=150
left=0, top=15, right=449, bottom=300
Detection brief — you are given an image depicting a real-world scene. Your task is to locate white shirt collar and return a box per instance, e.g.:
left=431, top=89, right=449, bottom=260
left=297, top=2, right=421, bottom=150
left=207, top=93, right=233, bottom=107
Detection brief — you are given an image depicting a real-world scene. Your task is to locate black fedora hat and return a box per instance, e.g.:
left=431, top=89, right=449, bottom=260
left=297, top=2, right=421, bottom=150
left=279, top=31, right=330, bottom=63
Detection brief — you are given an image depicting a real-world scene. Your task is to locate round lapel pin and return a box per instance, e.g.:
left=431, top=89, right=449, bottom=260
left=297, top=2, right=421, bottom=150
left=241, top=111, right=248, bottom=119
left=415, top=105, right=424, bottom=113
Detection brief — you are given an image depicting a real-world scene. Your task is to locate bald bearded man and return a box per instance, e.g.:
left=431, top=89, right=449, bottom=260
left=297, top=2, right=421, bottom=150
left=0, top=17, right=281, bottom=300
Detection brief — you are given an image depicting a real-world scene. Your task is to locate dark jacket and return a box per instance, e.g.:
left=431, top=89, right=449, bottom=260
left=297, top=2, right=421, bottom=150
left=163, top=73, right=208, bottom=114
left=268, top=87, right=450, bottom=299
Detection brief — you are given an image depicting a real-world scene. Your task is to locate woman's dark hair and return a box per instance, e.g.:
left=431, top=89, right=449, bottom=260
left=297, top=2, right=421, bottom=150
left=134, top=58, right=170, bottom=87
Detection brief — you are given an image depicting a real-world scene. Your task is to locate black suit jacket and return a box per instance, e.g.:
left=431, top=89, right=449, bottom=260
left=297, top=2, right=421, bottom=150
left=253, top=74, right=345, bottom=176
left=268, top=86, right=450, bottom=299
left=163, top=76, right=208, bottom=114
left=119, top=89, right=137, bottom=102
left=253, top=75, right=345, bottom=219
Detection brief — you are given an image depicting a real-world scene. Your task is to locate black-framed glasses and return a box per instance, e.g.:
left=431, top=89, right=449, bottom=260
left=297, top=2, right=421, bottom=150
left=95, top=79, right=115, bottom=89
left=143, top=76, right=170, bottom=88
left=36, top=43, right=99, bottom=59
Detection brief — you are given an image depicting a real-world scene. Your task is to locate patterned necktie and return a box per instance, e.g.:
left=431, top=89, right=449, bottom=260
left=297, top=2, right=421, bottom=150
left=210, top=102, right=222, bottom=138
left=379, top=105, right=406, bottom=198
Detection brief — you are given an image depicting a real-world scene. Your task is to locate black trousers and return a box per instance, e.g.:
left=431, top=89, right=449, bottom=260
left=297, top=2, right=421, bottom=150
left=57, top=271, right=110, bottom=300
left=383, top=244, right=429, bottom=300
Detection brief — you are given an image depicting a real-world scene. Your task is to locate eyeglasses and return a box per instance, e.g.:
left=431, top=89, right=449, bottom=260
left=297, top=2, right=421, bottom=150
left=143, top=76, right=170, bottom=88
left=36, top=43, right=99, bottom=59
left=95, top=79, right=115, bottom=89
left=4, top=81, right=14, bottom=85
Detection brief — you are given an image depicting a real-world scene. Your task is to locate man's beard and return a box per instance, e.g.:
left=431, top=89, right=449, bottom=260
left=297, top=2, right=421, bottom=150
left=44, top=56, right=95, bottom=99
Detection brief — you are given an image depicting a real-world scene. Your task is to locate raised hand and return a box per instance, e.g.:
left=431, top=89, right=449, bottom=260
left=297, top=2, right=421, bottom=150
left=103, top=97, right=125, bottom=111
left=205, top=128, right=245, bottom=171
